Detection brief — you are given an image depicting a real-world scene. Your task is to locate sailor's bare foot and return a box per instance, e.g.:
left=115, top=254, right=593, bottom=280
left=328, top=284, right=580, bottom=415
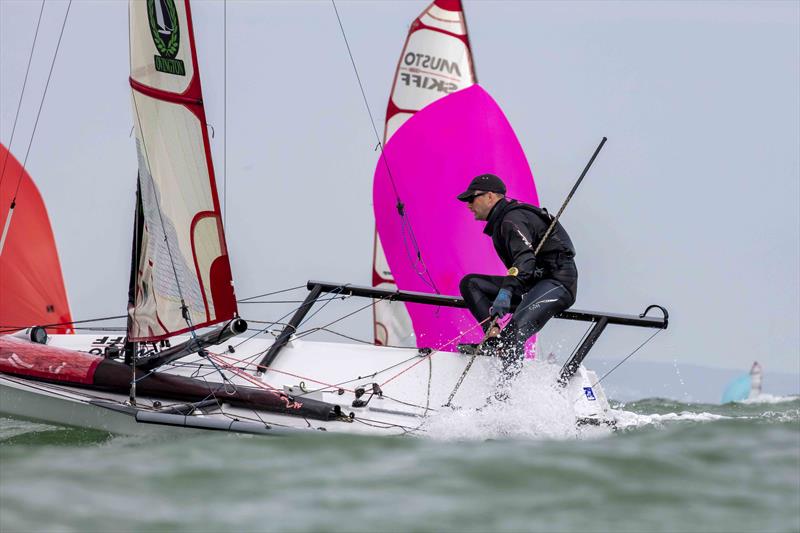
left=486, top=326, right=501, bottom=338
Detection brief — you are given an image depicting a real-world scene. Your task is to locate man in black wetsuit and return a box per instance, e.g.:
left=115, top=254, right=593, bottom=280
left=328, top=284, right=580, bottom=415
left=457, top=174, right=578, bottom=394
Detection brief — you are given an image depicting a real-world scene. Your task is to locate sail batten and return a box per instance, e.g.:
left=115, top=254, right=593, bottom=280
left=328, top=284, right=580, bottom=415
left=372, top=0, right=477, bottom=347
left=127, top=0, right=236, bottom=342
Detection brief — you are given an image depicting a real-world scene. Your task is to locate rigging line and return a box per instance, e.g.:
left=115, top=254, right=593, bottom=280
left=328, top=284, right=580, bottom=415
left=237, top=284, right=306, bottom=303
left=565, top=322, right=594, bottom=362
left=239, top=296, right=345, bottom=305
left=11, top=0, right=72, bottom=202
left=379, top=314, right=494, bottom=388
left=249, top=347, right=425, bottom=396
left=329, top=0, right=437, bottom=291
left=201, top=349, right=240, bottom=393
left=292, top=295, right=390, bottom=340
left=311, top=327, right=418, bottom=349
left=591, top=329, right=662, bottom=387
left=253, top=348, right=421, bottom=395
left=329, top=0, right=386, bottom=185
left=382, top=286, right=565, bottom=389
left=400, top=216, right=439, bottom=293
left=0, top=0, right=46, bottom=188
left=0, top=314, right=127, bottom=334
left=297, top=286, right=345, bottom=328
left=213, top=353, right=350, bottom=394
left=229, top=305, right=303, bottom=352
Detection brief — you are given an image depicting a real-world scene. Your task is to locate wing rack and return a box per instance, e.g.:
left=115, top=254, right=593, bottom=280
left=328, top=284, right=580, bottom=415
left=257, top=281, right=668, bottom=385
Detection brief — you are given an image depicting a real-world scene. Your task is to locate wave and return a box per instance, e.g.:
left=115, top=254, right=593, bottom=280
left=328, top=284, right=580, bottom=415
left=738, top=393, right=799, bottom=405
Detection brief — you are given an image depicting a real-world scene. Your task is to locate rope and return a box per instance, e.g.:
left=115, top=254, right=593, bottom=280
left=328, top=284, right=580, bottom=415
left=211, top=352, right=355, bottom=394
left=0, top=0, right=45, bottom=187
left=1, top=1, right=70, bottom=258
left=9, top=0, right=72, bottom=202
left=590, top=329, right=662, bottom=387
left=379, top=315, right=493, bottom=387
left=329, top=0, right=438, bottom=292
left=297, top=286, right=345, bottom=328
left=237, top=284, right=306, bottom=303
left=308, top=327, right=419, bottom=350
left=0, top=314, right=127, bottom=334
left=564, top=322, right=594, bottom=362
left=206, top=352, right=279, bottom=391
left=293, top=294, right=391, bottom=340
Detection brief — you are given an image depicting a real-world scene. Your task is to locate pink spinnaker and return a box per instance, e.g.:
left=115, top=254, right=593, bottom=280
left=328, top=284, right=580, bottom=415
left=373, top=85, right=539, bottom=352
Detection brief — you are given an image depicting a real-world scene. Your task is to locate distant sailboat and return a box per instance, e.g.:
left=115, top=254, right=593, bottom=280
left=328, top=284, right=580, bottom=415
left=721, top=361, right=763, bottom=403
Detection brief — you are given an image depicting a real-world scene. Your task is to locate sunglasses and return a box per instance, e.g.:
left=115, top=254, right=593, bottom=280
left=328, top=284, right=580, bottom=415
left=467, top=191, right=489, bottom=204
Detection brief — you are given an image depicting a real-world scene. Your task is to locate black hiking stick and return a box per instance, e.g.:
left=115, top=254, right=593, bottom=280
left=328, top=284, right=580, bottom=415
left=533, top=136, right=607, bottom=257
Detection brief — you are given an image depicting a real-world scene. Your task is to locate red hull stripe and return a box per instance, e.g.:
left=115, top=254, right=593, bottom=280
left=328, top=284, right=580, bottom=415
left=0, top=335, right=101, bottom=385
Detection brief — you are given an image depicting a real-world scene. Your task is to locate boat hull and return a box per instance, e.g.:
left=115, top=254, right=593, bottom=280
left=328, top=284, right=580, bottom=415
left=1, top=333, right=614, bottom=438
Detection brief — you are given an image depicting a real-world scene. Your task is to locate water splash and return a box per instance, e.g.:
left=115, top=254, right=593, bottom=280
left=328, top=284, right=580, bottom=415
left=422, top=361, right=593, bottom=441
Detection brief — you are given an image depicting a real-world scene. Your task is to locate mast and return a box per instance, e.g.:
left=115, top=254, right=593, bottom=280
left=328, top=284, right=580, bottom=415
left=126, top=0, right=238, bottom=344
left=372, top=0, right=477, bottom=348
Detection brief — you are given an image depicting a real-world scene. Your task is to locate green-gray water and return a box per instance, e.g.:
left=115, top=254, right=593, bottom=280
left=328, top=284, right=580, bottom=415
left=1, top=398, right=798, bottom=533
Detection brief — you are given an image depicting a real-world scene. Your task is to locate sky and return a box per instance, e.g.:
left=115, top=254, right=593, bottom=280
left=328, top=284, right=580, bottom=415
left=1, top=0, right=798, bottom=379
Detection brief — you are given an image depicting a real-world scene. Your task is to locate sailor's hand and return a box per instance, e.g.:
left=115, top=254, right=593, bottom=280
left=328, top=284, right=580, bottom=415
left=490, top=289, right=512, bottom=318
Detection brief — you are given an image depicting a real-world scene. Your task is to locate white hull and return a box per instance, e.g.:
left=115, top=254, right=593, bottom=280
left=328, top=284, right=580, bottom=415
left=0, top=333, right=614, bottom=438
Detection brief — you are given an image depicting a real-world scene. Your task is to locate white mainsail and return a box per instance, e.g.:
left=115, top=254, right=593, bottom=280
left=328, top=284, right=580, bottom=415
left=127, top=0, right=237, bottom=342
left=372, top=0, right=477, bottom=347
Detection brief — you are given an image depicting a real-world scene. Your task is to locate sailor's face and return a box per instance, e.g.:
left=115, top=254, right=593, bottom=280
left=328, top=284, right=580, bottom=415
left=468, top=192, right=494, bottom=220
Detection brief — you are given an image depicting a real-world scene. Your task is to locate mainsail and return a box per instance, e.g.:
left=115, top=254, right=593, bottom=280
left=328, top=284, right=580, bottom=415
left=0, top=144, right=73, bottom=334
left=372, top=0, right=477, bottom=347
left=373, top=85, right=538, bottom=351
left=127, top=0, right=237, bottom=342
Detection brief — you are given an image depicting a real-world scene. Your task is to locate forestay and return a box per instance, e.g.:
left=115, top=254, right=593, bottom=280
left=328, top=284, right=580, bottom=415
left=127, top=0, right=237, bottom=342
left=372, top=0, right=477, bottom=348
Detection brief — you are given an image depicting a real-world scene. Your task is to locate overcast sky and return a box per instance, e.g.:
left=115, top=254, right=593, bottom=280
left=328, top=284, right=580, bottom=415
left=1, top=0, right=798, bottom=376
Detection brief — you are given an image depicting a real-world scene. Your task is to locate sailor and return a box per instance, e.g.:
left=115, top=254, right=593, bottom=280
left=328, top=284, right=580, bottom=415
left=456, top=174, right=578, bottom=396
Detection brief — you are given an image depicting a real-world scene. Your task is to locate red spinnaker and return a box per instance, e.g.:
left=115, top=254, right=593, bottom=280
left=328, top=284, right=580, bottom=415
left=0, top=143, right=73, bottom=333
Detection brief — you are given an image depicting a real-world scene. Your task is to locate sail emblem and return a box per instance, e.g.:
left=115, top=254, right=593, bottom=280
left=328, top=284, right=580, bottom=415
left=147, top=0, right=185, bottom=76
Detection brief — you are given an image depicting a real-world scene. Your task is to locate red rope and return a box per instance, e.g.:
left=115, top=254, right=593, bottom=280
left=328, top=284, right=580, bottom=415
left=210, top=314, right=492, bottom=394
left=206, top=352, right=279, bottom=391
left=211, top=352, right=356, bottom=394
left=379, top=316, right=493, bottom=387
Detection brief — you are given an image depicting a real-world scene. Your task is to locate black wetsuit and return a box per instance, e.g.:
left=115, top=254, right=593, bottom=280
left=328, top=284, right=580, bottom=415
left=459, top=198, right=578, bottom=364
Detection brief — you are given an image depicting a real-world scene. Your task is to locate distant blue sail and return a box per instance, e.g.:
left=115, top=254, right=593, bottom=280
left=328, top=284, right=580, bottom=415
left=721, top=374, right=752, bottom=404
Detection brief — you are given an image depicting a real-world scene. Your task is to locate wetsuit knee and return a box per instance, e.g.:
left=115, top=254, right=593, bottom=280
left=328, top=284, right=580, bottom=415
left=459, top=274, right=480, bottom=297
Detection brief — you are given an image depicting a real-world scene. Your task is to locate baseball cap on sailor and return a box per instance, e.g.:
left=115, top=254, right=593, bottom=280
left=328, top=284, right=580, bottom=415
left=456, top=174, right=507, bottom=201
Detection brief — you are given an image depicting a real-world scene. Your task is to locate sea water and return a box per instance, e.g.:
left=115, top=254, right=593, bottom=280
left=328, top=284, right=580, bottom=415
left=1, top=396, right=798, bottom=533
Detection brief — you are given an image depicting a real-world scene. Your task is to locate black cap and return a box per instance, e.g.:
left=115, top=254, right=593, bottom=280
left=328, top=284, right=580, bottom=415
left=456, top=174, right=507, bottom=202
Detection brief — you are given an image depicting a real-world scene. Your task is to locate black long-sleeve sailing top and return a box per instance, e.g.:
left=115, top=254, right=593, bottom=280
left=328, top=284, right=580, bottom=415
left=482, top=198, right=578, bottom=299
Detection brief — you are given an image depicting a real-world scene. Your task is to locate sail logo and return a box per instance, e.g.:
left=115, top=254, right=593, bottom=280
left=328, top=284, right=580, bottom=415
left=147, top=0, right=185, bottom=76
left=583, top=387, right=597, bottom=401
left=399, top=51, right=463, bottom=94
